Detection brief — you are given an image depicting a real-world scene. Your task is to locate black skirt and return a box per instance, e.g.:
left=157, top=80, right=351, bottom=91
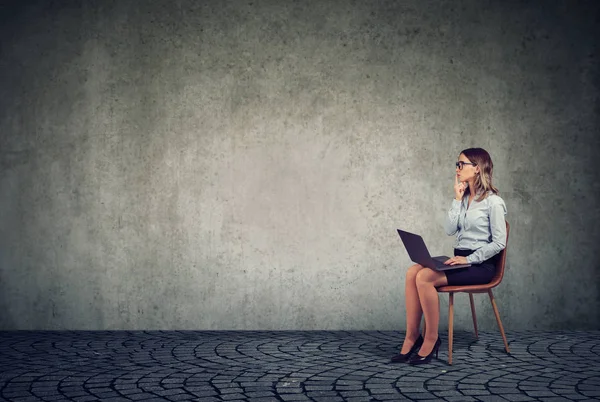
left=443, top=248, right=499, bottom=286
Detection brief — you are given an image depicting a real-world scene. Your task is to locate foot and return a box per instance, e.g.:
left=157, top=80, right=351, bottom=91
left=400, top=334, right=422, bottom=355
left=408, top=338, right=441, bottom=365
left=416, top=337, right=438, bottom=357
left=391, top=335, right=424, bottom=363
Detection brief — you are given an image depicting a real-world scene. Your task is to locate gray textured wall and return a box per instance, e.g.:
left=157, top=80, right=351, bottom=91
left=1, top=0, right=599, bottom=331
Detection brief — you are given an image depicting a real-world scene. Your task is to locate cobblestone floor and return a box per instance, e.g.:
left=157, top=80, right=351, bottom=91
left=0, top=330, right=599, bottom=402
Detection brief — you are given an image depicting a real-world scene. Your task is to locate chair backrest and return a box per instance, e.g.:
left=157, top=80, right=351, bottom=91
left=487, top=220, right=510, bottom=288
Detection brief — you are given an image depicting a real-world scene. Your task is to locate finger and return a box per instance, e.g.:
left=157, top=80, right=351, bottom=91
left=455, top=174, right=459, bottom=185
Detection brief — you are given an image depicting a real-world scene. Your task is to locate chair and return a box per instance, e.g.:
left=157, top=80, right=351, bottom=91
left=424, top=221, right=510, bottom=365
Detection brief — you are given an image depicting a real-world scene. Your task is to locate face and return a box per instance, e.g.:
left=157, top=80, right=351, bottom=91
left=456, top=154, right=479, bottom=182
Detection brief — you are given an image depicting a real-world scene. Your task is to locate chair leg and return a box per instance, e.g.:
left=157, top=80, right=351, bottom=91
left=469, top=293, right=479, bottom=339
left=488, top=290, right=510, bottom=354
left=448, top=292, right=454, bottom=365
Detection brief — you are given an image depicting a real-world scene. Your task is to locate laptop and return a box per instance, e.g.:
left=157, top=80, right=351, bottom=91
left=397, top=229, right=471, bottom=271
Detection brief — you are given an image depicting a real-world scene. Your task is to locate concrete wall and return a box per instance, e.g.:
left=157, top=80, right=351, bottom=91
left=1, top=0, right=598, bottom=330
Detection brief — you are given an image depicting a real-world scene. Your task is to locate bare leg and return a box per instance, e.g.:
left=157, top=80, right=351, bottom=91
left=400, top=264, right=425, bottom=354
left=415, top=268, right=448, bottom=355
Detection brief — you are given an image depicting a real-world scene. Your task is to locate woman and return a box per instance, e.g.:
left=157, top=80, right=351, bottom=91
left=391, top=147, right=507, bottom=365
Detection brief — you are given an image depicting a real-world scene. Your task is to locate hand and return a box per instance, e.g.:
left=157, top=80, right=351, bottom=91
left=454, top=174, right=466, bottom=200
left=444, top=256, right=468, bottom=265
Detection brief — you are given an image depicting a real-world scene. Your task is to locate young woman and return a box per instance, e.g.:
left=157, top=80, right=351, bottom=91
left=391, top=147, right=507, bottom=365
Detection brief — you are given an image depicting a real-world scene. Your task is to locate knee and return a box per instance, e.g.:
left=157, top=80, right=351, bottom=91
left=406, top=264, right=423, bottom=282
left=415, top=268, right=435, bottom=287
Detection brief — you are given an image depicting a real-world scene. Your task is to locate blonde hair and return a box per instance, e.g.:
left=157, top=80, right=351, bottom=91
left=461, top=147, right=499, bottom=202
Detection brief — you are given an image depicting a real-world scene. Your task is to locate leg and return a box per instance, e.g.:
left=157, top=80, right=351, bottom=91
left=415, top=268, right=448, bottom=355
left=400, top=264, right=425, bottom=354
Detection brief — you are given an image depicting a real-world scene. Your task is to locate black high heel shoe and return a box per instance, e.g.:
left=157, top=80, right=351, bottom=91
left=408, top=337, right=442, bottom=365
left=390, top=335, right=424, bottom=363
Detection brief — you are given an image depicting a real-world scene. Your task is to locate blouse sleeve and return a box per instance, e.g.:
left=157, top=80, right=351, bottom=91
left=444, top=199, right=462, bottom=236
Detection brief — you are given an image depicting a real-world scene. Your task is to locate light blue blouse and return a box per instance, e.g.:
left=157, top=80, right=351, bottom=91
left=444, top=191, right=507, bottom=264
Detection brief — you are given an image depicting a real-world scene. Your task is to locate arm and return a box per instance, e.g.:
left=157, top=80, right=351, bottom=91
left=444, top=198, right=462, bottom=235
left=446, top=174, right=466, bottom=235
left=466, top=198, right=507, bottom=264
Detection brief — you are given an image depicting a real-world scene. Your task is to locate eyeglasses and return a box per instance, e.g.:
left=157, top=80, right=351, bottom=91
left=456, top=161, right=477, bottom=170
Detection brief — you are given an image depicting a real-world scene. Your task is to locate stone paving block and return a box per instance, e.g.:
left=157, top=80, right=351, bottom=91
left=92, top=391, right=122, bottom=399
left=306, top=390, right=340, bottom=398
left=402, top=392, right=438, bottom=400
left=462, top=388, right=492, bottom=396
left=220, top=392, right=247, bottom=400
left=395, top=386, right=430, bottom=393
left=365, top=382, right=394, bottom=388
left=443, top=396, right=478, bottom=402
left=244, top=390, right=277, bottom=398
left=474, top=396, right=511, bottom=402
left=374, top=396, right=406, bottom=401
left=339, top=390, right=370, bottom=397
left=578, top=384, right=600, bottom=390
left=432, top=390, right=464, bottom=397
left=520, top=384, right=555, bottom=390
left=165, top=391, right=197, bottom=401
left=276, top=387, right=304, bottom=394
left=62, top=391, right=89, bottom=398
left=280, top=394, right=312, bottom=401
left=219, top=387, right=245, bottom=393
left=458, top=383, right=487, bottom=390
left=211, top=382, right=241, bottom=389
left=334, top=385, right=363, bottom=391
left=489, top=387, right=522, bottom=394
left=30, top=396, right=64, bottom=401
left=153, top=388, right=188, bottom=397
left=525, top=390, right=560, bottom=397
left=426, top=385, right=455, bottom=391
left=501, top=394, right=537, bottom=401
left=336, top=380, right=364, bottom=386
left=557, top=394, right=589, bottom=400
left=305, top=385, right=334, bottom=391
left=127, top=392, right=161, bottom=400
left=71, top=396, right=97, bottom=402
